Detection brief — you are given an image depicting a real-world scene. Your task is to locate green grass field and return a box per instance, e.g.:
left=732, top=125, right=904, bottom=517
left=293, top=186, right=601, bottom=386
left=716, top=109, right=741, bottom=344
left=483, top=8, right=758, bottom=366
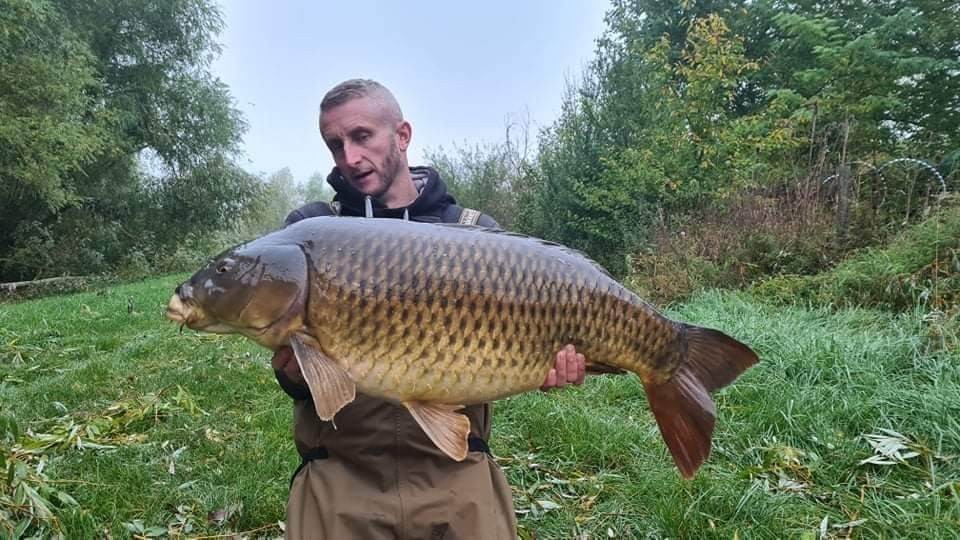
left=1, top=275, right=958, bottom=538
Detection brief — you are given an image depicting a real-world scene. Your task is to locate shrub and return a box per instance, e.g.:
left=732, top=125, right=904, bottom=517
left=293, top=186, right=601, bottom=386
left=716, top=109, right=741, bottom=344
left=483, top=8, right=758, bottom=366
left=752, top=202, right=959, bottom=310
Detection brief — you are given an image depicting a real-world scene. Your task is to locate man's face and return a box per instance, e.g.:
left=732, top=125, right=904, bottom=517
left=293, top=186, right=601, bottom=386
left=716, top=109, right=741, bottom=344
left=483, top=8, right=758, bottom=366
left=320, top=96, right=410, bottom=199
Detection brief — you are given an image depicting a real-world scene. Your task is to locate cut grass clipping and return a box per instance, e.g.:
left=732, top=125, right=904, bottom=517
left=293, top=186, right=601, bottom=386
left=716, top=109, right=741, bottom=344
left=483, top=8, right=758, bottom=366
left=1, top=276, right=958, bottom=538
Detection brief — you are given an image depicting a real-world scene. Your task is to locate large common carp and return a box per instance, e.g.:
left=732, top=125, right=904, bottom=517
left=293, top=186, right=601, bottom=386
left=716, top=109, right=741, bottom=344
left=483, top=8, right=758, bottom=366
left=166, top=217, right=758, bottom=478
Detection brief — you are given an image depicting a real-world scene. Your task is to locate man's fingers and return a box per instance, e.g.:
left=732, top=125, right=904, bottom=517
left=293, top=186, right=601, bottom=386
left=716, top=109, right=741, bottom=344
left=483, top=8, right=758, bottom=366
left=272, top=346, right=305, bottom=384
left=541, top=368, right=558, bottom=390
left=271, top=347, right=294, bottom=371
left=555, top=348, right=569, bottom=387
left=575, top=352, right=586, bottom=385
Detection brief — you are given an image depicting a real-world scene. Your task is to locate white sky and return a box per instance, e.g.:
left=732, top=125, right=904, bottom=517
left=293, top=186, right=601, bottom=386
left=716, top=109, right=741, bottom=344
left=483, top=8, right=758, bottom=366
left=212, top=0, right=610, bottom=183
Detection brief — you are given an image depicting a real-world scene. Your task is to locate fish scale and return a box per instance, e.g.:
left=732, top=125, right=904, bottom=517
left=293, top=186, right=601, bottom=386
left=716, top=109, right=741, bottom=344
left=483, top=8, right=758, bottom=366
left=168, top=216, right=759, bottom=476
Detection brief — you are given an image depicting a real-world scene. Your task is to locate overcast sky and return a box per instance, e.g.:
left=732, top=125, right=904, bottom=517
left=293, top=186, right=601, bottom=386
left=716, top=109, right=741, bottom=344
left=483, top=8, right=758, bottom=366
left=212, top=0, right=610, bottom=182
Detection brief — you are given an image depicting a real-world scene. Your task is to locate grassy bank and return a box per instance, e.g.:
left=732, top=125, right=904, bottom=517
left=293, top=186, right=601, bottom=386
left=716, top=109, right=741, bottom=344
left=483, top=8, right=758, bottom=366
left=1, top=276, right=958, bottom=538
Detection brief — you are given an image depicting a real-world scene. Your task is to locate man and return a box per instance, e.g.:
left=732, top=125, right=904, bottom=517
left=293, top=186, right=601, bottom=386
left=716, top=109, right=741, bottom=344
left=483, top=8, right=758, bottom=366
left=272, top=79, right=585, bottom=539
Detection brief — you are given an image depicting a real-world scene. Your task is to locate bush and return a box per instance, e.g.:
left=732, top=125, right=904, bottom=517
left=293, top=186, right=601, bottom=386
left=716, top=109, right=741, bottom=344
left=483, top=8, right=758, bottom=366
left=752, top=202, right=960, bottom=312
left=116, top=250, right=152, bottom=281
left=624, top=252, right=721, bottom=306
left=152, top=230, right=248, bottom=275
left=625, top=189, right=838, bottom=303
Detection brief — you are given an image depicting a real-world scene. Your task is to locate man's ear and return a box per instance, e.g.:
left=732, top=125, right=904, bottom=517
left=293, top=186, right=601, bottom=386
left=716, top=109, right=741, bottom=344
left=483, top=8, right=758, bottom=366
left=396, top=120, right=412, bottom=152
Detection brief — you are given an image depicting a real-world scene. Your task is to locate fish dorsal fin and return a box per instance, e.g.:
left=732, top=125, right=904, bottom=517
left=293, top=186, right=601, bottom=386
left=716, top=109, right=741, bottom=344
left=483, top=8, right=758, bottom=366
left=403, top=401, right=470, bottom=461
left=290, top=334, right=356, bottom=421
left=431, top=223, right=613, bottom=278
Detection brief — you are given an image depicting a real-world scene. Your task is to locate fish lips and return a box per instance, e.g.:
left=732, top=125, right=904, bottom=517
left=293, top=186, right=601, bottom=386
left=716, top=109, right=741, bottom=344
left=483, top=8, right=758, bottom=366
left=165, top=289, right=302, bottom=344
left=166, top=293, right=189, bottom=324
left=166, top=293, right=229, bottom=333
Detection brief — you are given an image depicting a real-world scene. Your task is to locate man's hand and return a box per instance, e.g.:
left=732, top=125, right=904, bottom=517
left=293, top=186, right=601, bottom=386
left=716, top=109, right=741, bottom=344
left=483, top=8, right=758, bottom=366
left=541, top=344, right=586, bottom=391
left=272, top=346, right=305, bottom=386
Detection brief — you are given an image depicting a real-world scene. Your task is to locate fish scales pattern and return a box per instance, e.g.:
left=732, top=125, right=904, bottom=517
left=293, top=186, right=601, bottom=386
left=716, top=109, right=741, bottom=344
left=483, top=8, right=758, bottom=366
left=300, top=219, right=680, bottom=405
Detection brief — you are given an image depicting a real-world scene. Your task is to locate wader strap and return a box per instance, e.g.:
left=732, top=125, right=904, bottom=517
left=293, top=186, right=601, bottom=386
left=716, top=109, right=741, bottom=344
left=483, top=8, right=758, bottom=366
left=289, top=437, right=491, bottom=485
left=274, top=370, right=311, bottom=401
left=458, top=207, right=481, bottom=225
left=468, top=435, right=491, bottom=455
left=290, top=447, right=329, bottom=487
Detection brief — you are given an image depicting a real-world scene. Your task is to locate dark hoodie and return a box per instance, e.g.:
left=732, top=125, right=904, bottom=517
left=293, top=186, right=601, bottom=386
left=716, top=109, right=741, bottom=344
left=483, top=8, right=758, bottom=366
left=284, top=166, right=499, bottom=227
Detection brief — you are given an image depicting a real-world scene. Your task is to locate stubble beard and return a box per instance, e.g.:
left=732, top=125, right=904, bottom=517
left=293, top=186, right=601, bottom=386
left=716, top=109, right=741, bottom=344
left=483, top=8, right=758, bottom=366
left=374, top=139, right=404, bottom=200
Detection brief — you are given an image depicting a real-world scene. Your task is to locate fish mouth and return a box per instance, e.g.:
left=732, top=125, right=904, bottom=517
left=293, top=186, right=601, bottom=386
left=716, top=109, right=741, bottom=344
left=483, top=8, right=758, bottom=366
left=166, top=294, right=219, bottom=331
left=165, top=293, right=275, bottom=336
left=166, top=294, right=190, bottom=324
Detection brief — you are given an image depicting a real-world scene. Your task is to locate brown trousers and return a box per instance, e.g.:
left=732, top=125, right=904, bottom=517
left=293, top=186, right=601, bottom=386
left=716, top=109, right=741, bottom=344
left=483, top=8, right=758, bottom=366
left=284, top=396, right=517, bottom=539
left=286, top=450, right=516, bottom=539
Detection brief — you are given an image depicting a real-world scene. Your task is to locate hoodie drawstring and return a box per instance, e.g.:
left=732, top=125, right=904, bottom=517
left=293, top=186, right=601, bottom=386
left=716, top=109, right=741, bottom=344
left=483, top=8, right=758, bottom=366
left=362, top=194, right=411, bottom=221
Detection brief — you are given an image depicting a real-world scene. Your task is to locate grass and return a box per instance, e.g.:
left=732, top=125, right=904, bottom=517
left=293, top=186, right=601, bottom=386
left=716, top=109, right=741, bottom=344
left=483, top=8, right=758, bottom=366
left=1, top=276, right=959, bottom=538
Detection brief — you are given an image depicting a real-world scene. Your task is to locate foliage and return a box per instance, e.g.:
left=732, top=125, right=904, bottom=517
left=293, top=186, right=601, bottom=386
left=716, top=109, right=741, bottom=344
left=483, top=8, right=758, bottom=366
left=769, top=2, right=960, bottom=158
left=0, top=0, right=107, bottom=233
left=523, top=79, right=640, bottom=276
left=528, top=12, right=809, bottom=276
left=301, top=171, right=335, bottom=207
left=514, top=1, right=959, bottom=282
left=753, top=203, right=959, bottom=305
left=240, top=167, right=304, bottom=237
left=425, top=119, right=534, bottom=230
left=0, top=0, right=254, bottom=283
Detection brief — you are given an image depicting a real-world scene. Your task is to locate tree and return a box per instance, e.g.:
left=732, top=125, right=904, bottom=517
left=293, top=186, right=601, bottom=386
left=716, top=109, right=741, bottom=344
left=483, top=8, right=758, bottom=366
left=0, top=0, right=255, bottom=281
left=302, top=171, right=335, bottom=204
left=0, top=0, right=107, bottom=258
left=771, top=4, right=960, bottom=159
left=241, top=168, right=303, bottom=236
left=518, top=0, right=959, bottom=278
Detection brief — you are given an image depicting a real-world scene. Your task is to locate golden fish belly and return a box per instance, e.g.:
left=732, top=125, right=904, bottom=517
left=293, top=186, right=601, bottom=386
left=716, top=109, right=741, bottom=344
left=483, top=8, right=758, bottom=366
left=297, top=218, right=680, bottom=404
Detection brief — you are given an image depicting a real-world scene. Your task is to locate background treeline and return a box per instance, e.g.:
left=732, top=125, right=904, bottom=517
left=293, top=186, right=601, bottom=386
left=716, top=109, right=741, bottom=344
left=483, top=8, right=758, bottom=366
left=0, top=0, right=331, bottom=284
left=2, top=0, right=959, bottom=322
left=430, top=0, right=959, bottom=325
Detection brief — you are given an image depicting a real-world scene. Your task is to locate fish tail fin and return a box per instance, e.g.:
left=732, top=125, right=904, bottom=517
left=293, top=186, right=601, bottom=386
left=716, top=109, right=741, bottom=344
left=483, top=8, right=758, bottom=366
left=643, top=324, right=758, bottom=479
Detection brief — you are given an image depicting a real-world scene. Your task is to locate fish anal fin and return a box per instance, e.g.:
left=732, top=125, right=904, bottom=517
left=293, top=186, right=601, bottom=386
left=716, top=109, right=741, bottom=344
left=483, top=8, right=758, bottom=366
left=289, top=334, right=356, bottom=421
left=403, top=402, right=470, bottom=461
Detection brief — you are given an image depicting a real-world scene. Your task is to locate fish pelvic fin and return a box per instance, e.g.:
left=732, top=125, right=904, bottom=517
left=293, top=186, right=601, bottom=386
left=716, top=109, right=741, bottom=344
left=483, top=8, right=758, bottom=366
left=290, top=333, right=356, bottom=422
left=644, top=325, right=759, bottom=480
left=403, top=402, right=470, bottom=461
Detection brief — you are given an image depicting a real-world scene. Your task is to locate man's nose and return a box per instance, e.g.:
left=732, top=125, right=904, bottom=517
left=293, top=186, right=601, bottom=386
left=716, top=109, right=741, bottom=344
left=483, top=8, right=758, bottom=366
left=343, top=141, right=363, bottom=167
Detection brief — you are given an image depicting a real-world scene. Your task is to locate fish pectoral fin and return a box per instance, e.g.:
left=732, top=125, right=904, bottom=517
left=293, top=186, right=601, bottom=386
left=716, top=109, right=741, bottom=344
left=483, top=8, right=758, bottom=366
left=289, top=334, right=356, bottom=422
left=403, top=402, right=470, bottom=461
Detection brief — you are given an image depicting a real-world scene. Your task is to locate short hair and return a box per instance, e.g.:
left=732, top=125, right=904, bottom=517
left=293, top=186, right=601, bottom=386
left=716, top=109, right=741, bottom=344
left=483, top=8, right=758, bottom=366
left=319, top=79, right=403, bottom=124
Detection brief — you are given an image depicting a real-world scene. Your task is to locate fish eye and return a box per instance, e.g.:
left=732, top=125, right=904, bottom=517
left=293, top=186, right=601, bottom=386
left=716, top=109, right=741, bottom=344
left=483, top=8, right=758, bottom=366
left=216, top=258, right=235, bottom=274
